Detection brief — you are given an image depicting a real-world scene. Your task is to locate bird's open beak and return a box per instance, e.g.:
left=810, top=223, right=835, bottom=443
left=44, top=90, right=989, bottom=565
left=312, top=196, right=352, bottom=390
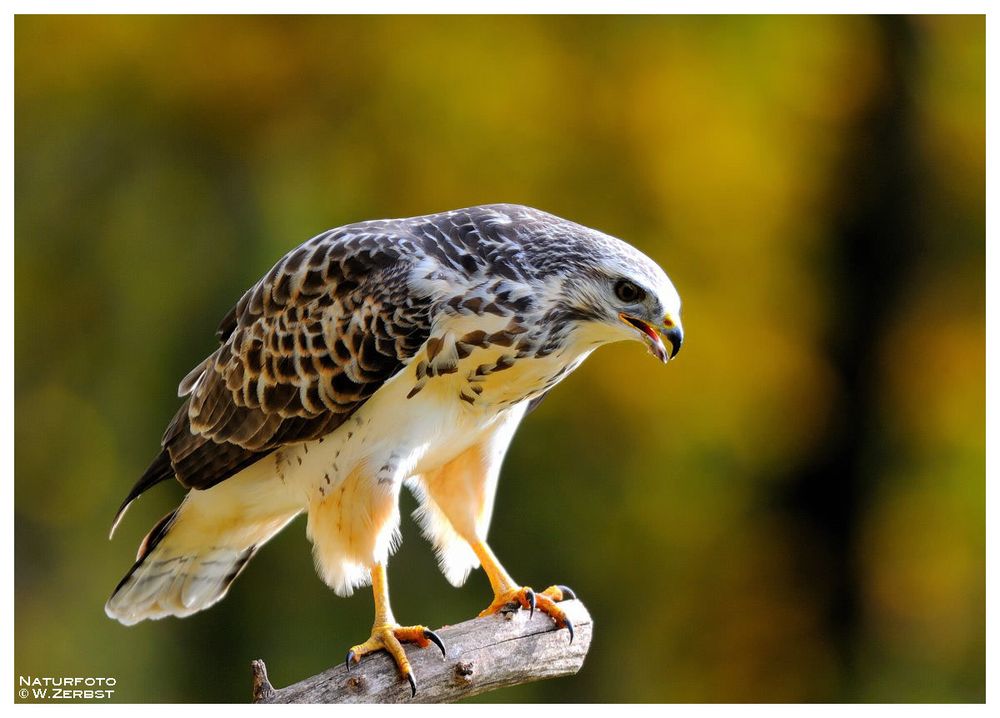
left=619, top=313, right=683, bottom=363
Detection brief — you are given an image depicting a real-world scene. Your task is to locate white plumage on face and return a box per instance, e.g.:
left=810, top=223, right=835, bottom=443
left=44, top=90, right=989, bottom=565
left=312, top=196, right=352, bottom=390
left=531, top=230, right=684, bottom=362
left=106, top=203, right=683, bottom=629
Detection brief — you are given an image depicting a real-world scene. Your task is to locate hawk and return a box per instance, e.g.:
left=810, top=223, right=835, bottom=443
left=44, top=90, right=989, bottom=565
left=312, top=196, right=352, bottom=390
left=106, top=204, right=683, bottom=694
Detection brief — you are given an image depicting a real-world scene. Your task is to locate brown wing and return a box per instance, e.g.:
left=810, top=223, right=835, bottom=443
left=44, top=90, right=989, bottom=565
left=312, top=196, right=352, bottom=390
left=114, top=227, right=433, bottom=528
left=176, top=230, right=432, bottom=489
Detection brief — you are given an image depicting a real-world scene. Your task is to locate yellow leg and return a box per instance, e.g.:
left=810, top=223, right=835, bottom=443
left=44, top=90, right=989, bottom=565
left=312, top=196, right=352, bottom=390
left=344, top=563, right=446, bottom=697
left=470, top=539, right=518, bottom=598
left=469, top=539, right=576, bottom=642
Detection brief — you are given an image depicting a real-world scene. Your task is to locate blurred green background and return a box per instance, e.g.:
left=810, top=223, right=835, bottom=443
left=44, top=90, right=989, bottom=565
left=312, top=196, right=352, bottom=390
left=14, top=15, right=984, bottom=703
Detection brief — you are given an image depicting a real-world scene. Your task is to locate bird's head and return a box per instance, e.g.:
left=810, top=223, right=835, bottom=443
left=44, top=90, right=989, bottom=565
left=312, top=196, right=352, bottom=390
left=468, top=204, right=683, bottom=363
left=550, top=230, right=684, bottom=364
left=607, top=272, right=683, bottom=363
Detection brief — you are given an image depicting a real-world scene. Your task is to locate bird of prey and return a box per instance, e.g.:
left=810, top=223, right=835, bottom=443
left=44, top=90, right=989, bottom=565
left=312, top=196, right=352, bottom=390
left=106, top=203, right=683, bottom=695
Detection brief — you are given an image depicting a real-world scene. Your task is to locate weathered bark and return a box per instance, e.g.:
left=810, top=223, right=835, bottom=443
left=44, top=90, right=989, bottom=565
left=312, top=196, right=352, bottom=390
left=251, top=599, right=592, bottom=703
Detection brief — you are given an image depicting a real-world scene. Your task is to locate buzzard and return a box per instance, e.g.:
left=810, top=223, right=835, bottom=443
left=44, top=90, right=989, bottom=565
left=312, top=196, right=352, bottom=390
left=106, top=204, right=683, bottom=694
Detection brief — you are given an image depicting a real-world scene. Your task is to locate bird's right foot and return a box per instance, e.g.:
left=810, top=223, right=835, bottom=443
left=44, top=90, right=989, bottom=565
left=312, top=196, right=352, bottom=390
left=345, top=623, right=446, bottom=697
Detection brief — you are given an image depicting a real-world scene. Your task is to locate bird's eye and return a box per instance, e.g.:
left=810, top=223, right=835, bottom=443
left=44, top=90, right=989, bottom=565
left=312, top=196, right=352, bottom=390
left=614, top=280, right=646, bottom=304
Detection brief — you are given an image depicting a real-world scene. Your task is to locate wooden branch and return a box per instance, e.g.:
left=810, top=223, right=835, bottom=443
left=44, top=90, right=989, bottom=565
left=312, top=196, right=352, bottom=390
left=251, top=599, right=593, bottom=703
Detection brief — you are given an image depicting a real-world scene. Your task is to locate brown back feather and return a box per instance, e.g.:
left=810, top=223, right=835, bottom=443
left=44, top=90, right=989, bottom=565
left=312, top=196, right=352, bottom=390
left=119, top=227, right=432, bottom=502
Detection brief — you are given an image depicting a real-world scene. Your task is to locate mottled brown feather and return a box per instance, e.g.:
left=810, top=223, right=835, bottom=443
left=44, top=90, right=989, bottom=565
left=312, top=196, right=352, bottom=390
left=160, top=229, right=433, bottom=491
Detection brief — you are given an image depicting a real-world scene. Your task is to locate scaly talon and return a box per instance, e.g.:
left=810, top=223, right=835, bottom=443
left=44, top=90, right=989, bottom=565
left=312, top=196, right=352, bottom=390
left=344, top=623, right=445, bottom=695
left=540, top=584, right=575, bottom=602
left=480, top=585, right=576, bottom=641
left=423, top=628, right=447, bottom=658
left=563, top=614, right=575, bottom=644
left=467, top=542, right=575, bottom=643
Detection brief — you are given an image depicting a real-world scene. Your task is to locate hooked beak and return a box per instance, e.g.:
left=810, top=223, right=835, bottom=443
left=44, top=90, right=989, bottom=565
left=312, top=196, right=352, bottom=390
left=619, top=313, right=684, bottom=363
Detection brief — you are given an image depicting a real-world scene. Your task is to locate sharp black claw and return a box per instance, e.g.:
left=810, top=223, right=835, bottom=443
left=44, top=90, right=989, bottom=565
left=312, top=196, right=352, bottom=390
left=423, top=629, right=447, bottom=658
left=557, top=584, right=576, bottom=601
left=345, top=650, right=355, bottom=672
left=406, top=672, right=417, bottom=698
left=564, top=616, right=575, bottom=644
left=525, top=589, right=536, bottom=619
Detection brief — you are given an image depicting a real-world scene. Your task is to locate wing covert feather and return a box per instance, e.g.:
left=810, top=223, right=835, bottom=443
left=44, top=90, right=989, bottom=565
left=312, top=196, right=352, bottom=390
left=166, top=227, right=432, bottom=490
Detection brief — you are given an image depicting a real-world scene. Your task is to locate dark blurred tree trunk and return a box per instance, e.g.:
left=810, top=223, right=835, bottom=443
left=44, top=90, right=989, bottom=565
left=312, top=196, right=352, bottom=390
left=778, top=15, right=920, bottom=698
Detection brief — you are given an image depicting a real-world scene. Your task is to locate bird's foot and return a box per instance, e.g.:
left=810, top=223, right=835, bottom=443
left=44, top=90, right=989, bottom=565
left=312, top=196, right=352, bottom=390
left=345, top=623, right=446, bottom=697
left=479, top=584, right=576, bottom=642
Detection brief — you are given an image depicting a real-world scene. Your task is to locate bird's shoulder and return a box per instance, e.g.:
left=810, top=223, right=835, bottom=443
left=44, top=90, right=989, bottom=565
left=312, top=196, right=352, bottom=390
left=211, top=203, right=553, bottom=347
left=166, top=222, right=439, bottom=490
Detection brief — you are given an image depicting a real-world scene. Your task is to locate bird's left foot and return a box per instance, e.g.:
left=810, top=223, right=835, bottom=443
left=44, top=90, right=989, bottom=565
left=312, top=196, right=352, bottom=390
left=479, top=584, right=576, bottom=642
left=345, top=623, right=446, bottom=697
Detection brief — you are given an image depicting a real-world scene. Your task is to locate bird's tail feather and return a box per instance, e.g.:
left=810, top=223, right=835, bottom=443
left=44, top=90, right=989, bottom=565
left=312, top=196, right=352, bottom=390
left=106, top=471, right=301, bottom=625
left=110, top=449, right=176, bottom=539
